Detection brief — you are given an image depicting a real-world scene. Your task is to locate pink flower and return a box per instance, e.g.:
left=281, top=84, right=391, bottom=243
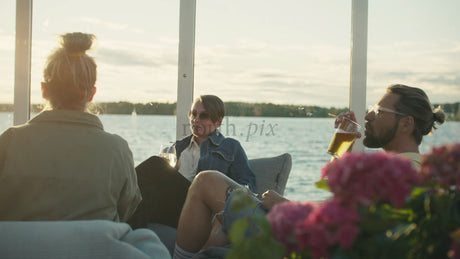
left=267, top=201, right=317, bottom=253
left=420, top=143, right=460, bottom=189
left=268, top=200, right=361, bottom=258
left=295, top=200, right=361, bottom=259
left=449, top=240, right=460, bottom=259
left=448, top=228, right=460, bottom=258
left=321, top=152, right=422, bottom=208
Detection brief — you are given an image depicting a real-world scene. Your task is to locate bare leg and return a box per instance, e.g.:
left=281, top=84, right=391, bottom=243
left=202, top=220, right=229, bottom=249
left=175, top=170, right=241, bottom=253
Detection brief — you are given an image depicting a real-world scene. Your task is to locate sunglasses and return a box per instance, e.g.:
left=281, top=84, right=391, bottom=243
left=188, top=110, right=211, bottom=120
left=368, top=104, right=407, bottom=116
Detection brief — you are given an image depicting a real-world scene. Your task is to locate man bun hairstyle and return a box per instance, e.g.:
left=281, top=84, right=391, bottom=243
left=388, top=84, right=445, bottom=145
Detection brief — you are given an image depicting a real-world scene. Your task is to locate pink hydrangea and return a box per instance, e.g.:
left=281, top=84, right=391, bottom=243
left=267, top=201, right=317, bottom=253
left=420, top=143, right=460, bottom=189
left=449, top=240, right=460, bottom=259
left=267, top=200, right=360, bottom=258
left=295, top=199, right=361, bottom=259
left=321, top=152, right=422, bottom=208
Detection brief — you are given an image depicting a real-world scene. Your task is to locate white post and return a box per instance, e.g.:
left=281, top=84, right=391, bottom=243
left=176, top=0, right=196, bottom=140
left=13, top=0, right=33, bottom=125
left=350, top=0, right=368, bottom=152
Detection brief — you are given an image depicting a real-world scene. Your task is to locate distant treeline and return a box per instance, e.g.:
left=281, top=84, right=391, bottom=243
left=1, top=101, right=460, bottom=120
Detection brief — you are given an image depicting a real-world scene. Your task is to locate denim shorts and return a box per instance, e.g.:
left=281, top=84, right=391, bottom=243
left=221, top=191, right=267, bottom=235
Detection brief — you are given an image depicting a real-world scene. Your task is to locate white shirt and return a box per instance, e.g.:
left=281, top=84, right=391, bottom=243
left=399, top=152, right=422, bottom=171
left=177, top=137, right=200, bottom=182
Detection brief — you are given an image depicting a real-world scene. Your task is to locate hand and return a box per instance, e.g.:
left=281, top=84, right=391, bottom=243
left=334, top=111, right=357, bottom=128
left=261, top=190, right=289, bottom=211
left=334, top=111, right=362, bottom=138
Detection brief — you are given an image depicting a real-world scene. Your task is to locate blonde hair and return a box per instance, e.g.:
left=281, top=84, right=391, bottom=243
left=195, top=95, right=225, bottom=122
left=43, top=32, right=97, bottom=110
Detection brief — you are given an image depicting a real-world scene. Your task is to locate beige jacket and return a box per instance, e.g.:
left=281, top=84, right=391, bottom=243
left=0, top=110, right=141, bottom=221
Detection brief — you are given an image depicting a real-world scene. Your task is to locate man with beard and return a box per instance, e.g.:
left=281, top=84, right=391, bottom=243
left=172, top=84, right=445, bottom=259
left=361, top=84, right=445, bottom=169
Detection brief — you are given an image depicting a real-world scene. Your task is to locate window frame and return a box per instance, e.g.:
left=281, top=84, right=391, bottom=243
left=13, top=0, right=368, bottom=151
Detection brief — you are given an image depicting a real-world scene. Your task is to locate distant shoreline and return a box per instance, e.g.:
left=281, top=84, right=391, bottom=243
left=1, top=101, right=459, bottom=120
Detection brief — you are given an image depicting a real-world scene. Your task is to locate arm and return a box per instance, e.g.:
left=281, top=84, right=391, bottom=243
left=260, top=189, right=289, bottom=211
left=227, top=141, right=256, bottom=192
left=116, top=142, right=142, bottom=222
left=198, top=137, right=256, bottom=191
left=0, top=129, right=13, bottom=173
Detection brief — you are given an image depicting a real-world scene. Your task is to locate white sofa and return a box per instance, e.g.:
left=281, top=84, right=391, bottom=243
left=0, top=220, right=171, bottom=259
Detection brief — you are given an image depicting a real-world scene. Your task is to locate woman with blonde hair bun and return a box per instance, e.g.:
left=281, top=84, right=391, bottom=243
left=0, top=32, right=141, bottom=222
left=42, top=32, right=98, bottom=110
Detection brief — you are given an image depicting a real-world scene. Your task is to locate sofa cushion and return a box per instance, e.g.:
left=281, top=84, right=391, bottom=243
left=0, top=220, right=171, bottom=259
left=249, top=153, right=292, bottom=195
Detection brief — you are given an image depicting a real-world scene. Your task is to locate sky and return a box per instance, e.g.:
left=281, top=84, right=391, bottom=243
left=1, top=0, right=460, bottom=108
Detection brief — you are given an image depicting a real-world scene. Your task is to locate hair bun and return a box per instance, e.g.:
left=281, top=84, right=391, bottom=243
left=60, top=32, right=95, bottom=57
left=433, top=110, right=446, bottom=124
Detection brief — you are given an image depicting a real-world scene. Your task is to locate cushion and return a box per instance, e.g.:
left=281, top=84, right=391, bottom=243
left=249, top=153, right=292, bottom=195
left=0, top=220, right=171, bottom=259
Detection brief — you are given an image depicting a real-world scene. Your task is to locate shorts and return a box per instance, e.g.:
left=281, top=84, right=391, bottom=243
left=221, top=191, right=267, bottom=235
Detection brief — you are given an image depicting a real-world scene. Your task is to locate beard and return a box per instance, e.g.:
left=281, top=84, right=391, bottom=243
left=363, top=122, right=398, bottom=148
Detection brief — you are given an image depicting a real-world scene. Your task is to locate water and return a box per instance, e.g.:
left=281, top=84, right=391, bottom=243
left=1, top=113, right=460, bottom=202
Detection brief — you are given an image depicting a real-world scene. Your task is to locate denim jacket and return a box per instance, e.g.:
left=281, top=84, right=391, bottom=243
left=175, top=131, right=256, bottom=192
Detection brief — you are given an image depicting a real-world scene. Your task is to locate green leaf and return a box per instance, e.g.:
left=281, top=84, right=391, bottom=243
left=315, top=179, right=330, bottom=191
left=228, top=219, right=249, bottom=245
left=227, top=218, right=285, bottom=259
left=410, top=186, right=430, bottom=197
left=229, top=189, right=257, bottom=213
left=386, top=223, right=417, bottom=240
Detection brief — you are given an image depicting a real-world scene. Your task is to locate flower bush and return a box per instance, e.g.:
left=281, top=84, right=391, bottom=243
left=420, top=143, right=460, bottom=189
left=294, top=199, right=360, bottom=258
left=267, top=201, right=317, bottom=254
left=321, top=152, right=421, bottom=208
left=227, top=143, right=460, bottom=259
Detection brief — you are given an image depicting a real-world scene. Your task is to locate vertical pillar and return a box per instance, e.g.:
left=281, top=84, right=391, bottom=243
left=13, top=0, right=33, bottom=125
left=176, top=0, right=196, bottom=139
left=349, top=0, right=368, bottom=152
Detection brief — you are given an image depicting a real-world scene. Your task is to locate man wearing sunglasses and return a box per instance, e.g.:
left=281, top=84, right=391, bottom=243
left=128, top=95, right=256, bottom=230
left=263, top=84, right=447, bottom=212
left=360, top=84, right=445, bottom=169
left=172, top=84, right=446, bottom=259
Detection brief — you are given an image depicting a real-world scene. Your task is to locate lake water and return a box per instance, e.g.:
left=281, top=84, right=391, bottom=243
left=1, top=113, right=460, bottom=202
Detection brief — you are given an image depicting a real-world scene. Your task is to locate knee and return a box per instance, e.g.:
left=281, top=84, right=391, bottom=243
left=188, top=170, right=224, bottom=196
left=142, top=155, right=164, bottom=164
left=136, top=156, right=165, bottom=171
left=191, top=170, right=221, bottom=187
